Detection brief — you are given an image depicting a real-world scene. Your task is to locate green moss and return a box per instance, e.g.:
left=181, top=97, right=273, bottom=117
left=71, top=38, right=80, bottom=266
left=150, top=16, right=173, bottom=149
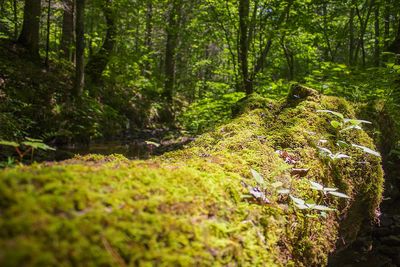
left=0, top=86, right=383, bottom=266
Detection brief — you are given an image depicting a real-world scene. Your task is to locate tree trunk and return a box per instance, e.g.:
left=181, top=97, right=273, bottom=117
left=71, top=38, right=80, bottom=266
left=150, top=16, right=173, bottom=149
left=45, top=0, right=51, bottom=68
left=60, top=0, right=75, bottom=61
left=374, top=1, right=380, bottom=66
left=73, top=0, right=85, bottom=98
left=388, top=17, right=400, bottom=60
left=238, top=0, right=252, bottom=95
left=163, top=0, right=181, bottom=103
left=354, top=0, right=373, bottom=67
left=86, top=0, right=116, bottom=90
left=349, top=6, right=355, bottom=65
left=18, top=0, right=41, bottom=59
left=13, top=0, right=18, bottom=40
left=143, top=0, right=153, bottom=77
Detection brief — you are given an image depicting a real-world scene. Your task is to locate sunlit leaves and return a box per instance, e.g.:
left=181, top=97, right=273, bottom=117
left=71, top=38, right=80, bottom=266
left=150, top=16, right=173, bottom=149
left=317, top=146, right=351, bottom=160
left=316, top=109, right=344, bottom=119
left=251, top=168, right=265, bottom=185
left=351, top=144, right=381, bottom=157
left=0, top=140, right=19, bottom=147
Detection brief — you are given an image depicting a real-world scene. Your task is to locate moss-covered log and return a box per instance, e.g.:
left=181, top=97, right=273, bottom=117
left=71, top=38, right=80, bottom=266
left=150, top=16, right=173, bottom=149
left=0, top=86, right=383, bottom=266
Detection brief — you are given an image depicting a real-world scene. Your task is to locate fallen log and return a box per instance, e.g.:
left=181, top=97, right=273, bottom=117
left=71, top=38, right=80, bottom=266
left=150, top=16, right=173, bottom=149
left=0, top=85, right=383, bottom=266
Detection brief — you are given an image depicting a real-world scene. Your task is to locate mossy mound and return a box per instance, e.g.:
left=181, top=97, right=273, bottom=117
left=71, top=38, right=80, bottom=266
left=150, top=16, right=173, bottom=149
left=0, top=86, right=383, bottom=266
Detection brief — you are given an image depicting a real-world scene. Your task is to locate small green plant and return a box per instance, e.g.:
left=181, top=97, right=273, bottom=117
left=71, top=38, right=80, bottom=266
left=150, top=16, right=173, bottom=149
left=289, top=195, right=335, bottom=211
left=351, top=143, right=381, bottom=157
left=245, top=170, right=344, bottom=217
left=0, top=137, right=55, bottom=162
left=309, top=181, right=350, bottom=199
left=243, top=169, right=291, bottom=204
left=317, top=146, right=351, bottom=160
left=316, top=109, right=371, bottom=132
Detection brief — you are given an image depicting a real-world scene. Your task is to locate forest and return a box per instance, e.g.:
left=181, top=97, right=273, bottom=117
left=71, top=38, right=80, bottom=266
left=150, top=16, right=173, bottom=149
left=0, top=0, right=400, bottom=266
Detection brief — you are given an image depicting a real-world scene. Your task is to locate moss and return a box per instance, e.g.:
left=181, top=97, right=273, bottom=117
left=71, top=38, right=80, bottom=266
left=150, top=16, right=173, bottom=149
left=0, top=87, right=383, bottom=266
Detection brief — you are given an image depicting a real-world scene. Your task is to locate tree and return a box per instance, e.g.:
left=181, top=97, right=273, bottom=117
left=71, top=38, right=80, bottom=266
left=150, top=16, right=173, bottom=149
left=86, top=0, right=116, bottom=91
left=18, top=0, right=41, bottom=59
left=163, top=0, right=182, bottom=104
left=238, top=0, right=251, bottom=94
left=60, top=0, right=75, bottom=61
left=73, top=0, right=85, bottom=97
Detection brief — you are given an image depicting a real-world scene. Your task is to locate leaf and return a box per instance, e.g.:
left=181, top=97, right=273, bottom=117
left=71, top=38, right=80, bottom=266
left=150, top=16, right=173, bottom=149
left=351, top=144, right=381, bottom=157
left=145, top=141, right=160, bottom=147
left=323, top=187, right=338, bottom=192
left=328, top=191, right=350, bottom=199
left=294, top=203, right=309, bottom=210
left=250, top=169, right=265, bottom=185
left=0, top=140, right=19, bottom=147
left=317, top=146, right=333, bottom=155
left=25, top=137, right=43, bottom=142
left=290, top=195, right=305, bottom=205
left=320, top=211, right=328, bottom=218
left=277, top=188, right=290, bottom=194
left=343, top=118, right=372, bottom=125
left=271, top=181, right=283, bottom=188
left=21, top=141, right=55, bottom=151
left=336, top=140, right=349, bottom=147
left=310, top=181, right=324, bottom=191
left=316, top=109, right=344, bottom=119
left=249, top=187, right=264, bottom=199
left=340, top=125, right=362, bottom=132
left=332, top=153, right=351, bottom=159
left=276, top=150, right=297, bottom=164
left=249, top=187, right=270, bottom=204
left=330, top=120, right=342, bottom=129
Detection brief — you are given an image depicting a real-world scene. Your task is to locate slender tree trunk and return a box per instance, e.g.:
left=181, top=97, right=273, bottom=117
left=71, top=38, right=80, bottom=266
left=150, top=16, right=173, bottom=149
left=384, top=3, right=390, bottom=48
left=374, top=1, right=380, bottom=66
left=388, top=17, right=400, bottom=57
left=281, top=37, right=294, bottom=80
left=143, top=0, right=153, bottom=76
left=238, top=0, right=252, bottom=95
left=60, top=0, right=74, bottom=61
left=73, top=0, right=85, bottom=98
left=163, top=0, right=181, bottom=103
left=18, top=0, right=41, bottom=59
left=354, top=0, right=373, bottom=67
left=86, top=0, right=116, bottom=90
left=349, top=6, right=355, bottom=65
left=45, top=0, right=51, bottom=68
left=322, top=2, right=334, bottom=61
left=13, top=0, right=18, bottom=40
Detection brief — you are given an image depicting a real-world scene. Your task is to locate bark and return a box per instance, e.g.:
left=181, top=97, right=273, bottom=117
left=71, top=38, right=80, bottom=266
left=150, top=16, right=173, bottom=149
left=18, top=0, right=41, bottom=59
left=322, top=2, right=333, bottom=61
left=86, top=0, right=116, bottom=89
left=60, top=0, right=75, bottom=61
left=238, top=0, right=252, bottom=95
left=163, top=0, right=181, bottom=103
left=13, top=0, right=18, bottom=40
left=374, top=1, right=380, bottom=66
left=354, top=0, right=373, bottom=66
left=45, top=0, right=51, bottom=68
left=73, top=0, right=85, bottom=98
left=349, top=6, right=355, bottom=65
left=142, top=0, right=153, bottom=77
left=388, top=16, right=400, bottom=63
left=281, top=37, right=294, bottom=80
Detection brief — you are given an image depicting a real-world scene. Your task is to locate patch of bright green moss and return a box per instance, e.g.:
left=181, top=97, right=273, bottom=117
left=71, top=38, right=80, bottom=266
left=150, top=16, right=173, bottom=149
left=0, top=86, right=383, bottom=266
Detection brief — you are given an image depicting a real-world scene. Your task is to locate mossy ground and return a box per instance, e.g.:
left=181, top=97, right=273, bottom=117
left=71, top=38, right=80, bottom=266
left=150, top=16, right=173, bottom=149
left=0, top=87, right=383, bottom=266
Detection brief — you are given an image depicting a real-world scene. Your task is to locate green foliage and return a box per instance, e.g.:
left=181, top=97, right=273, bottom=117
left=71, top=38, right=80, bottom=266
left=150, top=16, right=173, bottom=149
left=0, top=137, right=55, bottom=164
left=178, top=92, right=245, bottom=133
